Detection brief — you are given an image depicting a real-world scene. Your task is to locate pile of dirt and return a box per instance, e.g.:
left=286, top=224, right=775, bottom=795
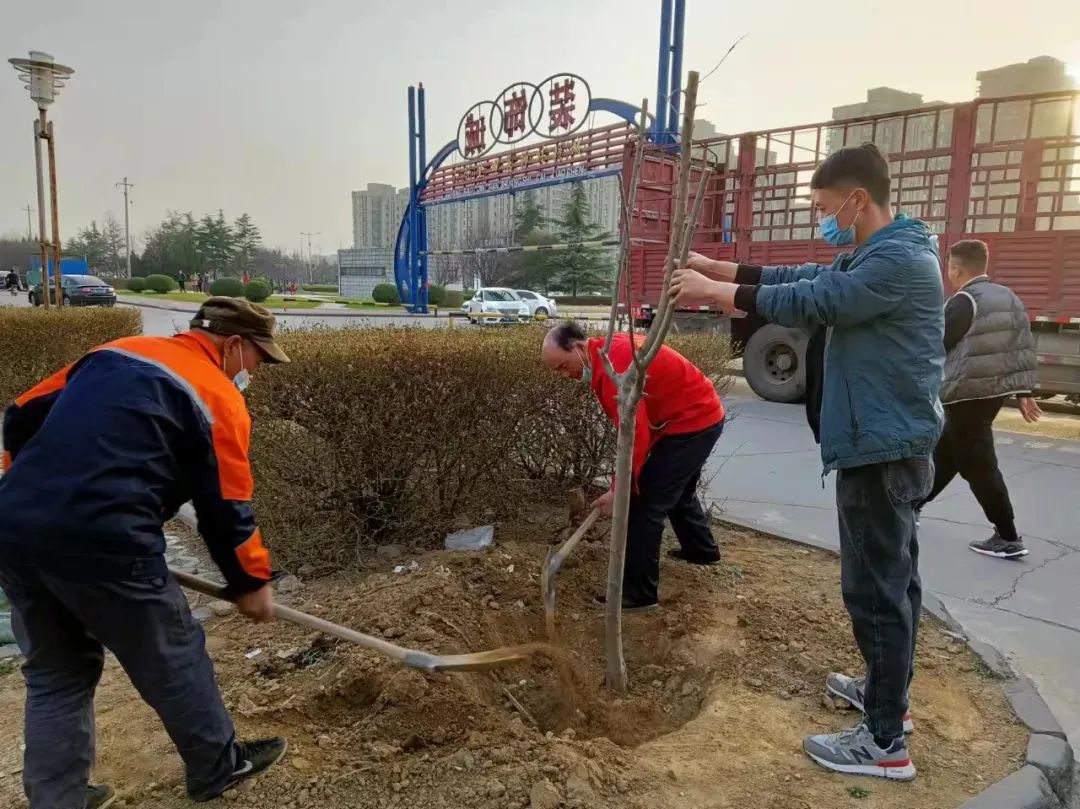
left=0, top=506, right=1028, bottom=809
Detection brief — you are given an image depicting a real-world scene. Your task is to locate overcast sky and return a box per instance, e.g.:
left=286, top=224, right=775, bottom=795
left=2, top=0, right=1078, bottom=252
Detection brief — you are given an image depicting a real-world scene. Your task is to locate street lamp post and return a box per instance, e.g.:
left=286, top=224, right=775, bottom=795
left=9, top=51, right=74, bottom=309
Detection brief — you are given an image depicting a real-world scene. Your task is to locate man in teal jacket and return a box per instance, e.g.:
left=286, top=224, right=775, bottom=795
left=671, top=143, right=944, bottom=781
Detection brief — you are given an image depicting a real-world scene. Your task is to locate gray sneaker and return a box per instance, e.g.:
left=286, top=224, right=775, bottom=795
left=826, top=672, right=914, bottom=733
left=803, top=721, right=916, bottom=781
left=969, top=532, right=1029, bottom=559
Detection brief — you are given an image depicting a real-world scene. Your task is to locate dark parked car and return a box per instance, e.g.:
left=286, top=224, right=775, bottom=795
left=31, top=274, right=117, bottom=307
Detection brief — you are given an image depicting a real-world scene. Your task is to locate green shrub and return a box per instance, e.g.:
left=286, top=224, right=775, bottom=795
left=554, top=296, right=611, bottom=307
left=371, top=283, right=401, bottom=305
left=244, top=278, right=272, bottom=303
left=145, top=274, right=177, bottom=294
left=248, top=327, right=732, bottom=570
left=442, top=289, right=465, bottom=308
left=0, top=308, right=142, bottom=406
left=209, top=277, right=244, bottom=297
left=127, top=277, right=147, bottom=293
left=302, top=284, right=337, bottom=293
left=107, top=277, right=133, bottom=290
left=427, top=284, right=445, bottom=306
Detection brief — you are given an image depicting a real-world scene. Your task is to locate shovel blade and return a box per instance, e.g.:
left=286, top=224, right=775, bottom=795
left=406, top=644, right=541, bottom=673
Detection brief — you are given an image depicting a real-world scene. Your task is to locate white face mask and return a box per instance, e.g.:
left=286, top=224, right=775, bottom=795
left=225, top=343, right=250, bottom=392
left=233, top=367, right=250, bottom=393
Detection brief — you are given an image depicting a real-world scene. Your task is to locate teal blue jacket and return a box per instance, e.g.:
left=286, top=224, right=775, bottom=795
left=756, top=216, right=945, bottom=471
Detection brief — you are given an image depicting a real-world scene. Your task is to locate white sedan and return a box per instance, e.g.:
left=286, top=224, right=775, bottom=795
left=461, top=288, right=531, bottom=324
left=514, top=290, right=558, bottom=318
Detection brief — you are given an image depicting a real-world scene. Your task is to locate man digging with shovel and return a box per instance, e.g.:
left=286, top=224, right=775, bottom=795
left=0, top=298, right=289, bottom=808
left=542, top=322, right=725, bottom=610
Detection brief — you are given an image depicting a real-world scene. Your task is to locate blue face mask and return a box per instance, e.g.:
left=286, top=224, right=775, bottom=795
left=819, top=192, right=860, bottom=246
left=578, top=349, right=592, bottom=384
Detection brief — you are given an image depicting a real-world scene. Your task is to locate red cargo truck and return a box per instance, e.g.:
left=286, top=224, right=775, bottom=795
left=626, top=90, right=1080, bottom=403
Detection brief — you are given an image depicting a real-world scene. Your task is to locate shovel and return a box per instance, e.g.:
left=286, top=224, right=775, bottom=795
left=170, top=568, right=538, bottom=673
left=540, top=508, right=601, bottom=638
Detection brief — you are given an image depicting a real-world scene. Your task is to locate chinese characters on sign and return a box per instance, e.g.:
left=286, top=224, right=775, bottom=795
left=463, top=113, right=486, bottom=157
left=455, top=73, right=591, bottom=159
left=548, top=78, right=576, bottom=133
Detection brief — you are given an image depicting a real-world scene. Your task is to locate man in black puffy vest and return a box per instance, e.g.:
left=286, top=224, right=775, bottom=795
left=922, top=239, right=1041, bottom=559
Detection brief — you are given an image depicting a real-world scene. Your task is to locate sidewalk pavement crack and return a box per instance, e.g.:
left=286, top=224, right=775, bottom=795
left=985, top=545, right=1079, bottom=608
left=935, top=590, right=1080, bottom=637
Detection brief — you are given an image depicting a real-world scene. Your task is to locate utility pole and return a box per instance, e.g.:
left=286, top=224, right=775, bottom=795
left=116, top=177, right=134, bottom=277
left=21, top=204, right=34, bottom=240
left=300, top=231, right=320, bottom=283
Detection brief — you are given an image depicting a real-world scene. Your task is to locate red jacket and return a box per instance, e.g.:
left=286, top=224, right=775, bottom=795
left=588, top=335, right=724, bottom=484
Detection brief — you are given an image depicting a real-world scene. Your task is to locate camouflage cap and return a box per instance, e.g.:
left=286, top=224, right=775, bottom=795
left=190, top=296, right=290, bottom=363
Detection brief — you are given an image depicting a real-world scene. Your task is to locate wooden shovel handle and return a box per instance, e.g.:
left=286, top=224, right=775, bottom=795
left=170, top=568, right=417, bottom=666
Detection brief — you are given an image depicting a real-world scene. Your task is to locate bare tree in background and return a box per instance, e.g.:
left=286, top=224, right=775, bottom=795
left=461, top=222, right=510, bottom=288
left=600, top=72, right=710, bottom=692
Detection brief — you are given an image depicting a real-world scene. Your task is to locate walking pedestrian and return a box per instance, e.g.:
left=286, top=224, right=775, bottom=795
left=178, top=270, right=187, bottom=293
left=542, top=322, right=726, bottom=609
left=920, top=239, right=1040, bottom=558
left=0, top=297, right=291, bottom=808
left=671, top=143, right=944, bottom=781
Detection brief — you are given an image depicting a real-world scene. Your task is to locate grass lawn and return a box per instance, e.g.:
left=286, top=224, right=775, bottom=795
left=343, top=301, right=406, bottom=312
left=264, top=296, right=321, bottom=309
left=116, top=289, right=209, bottom=303
left=116, top=289, right=321, bottom=309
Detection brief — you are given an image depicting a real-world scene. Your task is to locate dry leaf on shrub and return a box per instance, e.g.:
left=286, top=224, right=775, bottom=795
left=247, top=325, right=732, bottom=571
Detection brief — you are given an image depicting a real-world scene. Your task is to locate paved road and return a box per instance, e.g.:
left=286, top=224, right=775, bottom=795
left=708, top=389, right=1080, bottom=750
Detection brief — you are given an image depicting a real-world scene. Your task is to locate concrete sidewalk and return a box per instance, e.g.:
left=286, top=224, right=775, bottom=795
left=706, top=391, right=1080, bottom=751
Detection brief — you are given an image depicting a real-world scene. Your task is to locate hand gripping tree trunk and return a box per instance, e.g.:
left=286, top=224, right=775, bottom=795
left=600, top=71, right=710, bottom=691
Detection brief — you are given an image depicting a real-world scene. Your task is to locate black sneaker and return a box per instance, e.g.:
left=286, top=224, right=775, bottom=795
left=193, top=737, right=288, bottom=802
left=666, top=548, right=721, bottom=566
left=969, top=532, right=1029, bottom=559
left=86, top=784, right=117, bottom=809
left=592, top=594, right=659, bottom=612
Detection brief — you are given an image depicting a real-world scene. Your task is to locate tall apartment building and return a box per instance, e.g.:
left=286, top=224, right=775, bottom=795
left=976, top=56, right=1076, bottom=99
left=827, top=87, right=939, bottom=154
left=351, top=183, right=408, bottom=248
left=975, top=56, right=1076, bottom=141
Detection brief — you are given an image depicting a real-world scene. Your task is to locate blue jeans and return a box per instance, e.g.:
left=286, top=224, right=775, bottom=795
left=836, top=457, right=932, bottom=740
left=0, top=563, right=238, bottom=808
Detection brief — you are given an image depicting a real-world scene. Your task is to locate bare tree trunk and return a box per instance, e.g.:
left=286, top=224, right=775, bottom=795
left=601, top=71, right=705, bottom=692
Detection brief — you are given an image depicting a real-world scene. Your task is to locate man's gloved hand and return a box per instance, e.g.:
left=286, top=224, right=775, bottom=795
left=591, top=489, right=615, bottom=517
left=235, top=584, right=274, bottom=623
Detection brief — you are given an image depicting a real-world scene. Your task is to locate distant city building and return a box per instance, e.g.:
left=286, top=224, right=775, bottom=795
left=352, top=183, right=408, bottom=248
left=338, top=246, right=392, bottom=299
left=976, top=56, right=1076, bottom=99
left=974, top=56, right=1076, bottom=142
left=827, top=87, right=941, bottom=155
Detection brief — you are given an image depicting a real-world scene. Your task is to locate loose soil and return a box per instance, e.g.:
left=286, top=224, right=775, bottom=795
left=0, top=507, right=1027, bottom=809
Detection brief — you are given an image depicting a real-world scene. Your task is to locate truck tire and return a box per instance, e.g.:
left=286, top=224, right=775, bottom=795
left=742, top=324, right=808, bottom=403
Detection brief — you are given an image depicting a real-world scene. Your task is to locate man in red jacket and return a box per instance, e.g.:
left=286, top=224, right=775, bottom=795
left=541, top=322, right=725, bottom=609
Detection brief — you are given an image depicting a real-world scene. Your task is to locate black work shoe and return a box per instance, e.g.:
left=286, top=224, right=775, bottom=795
left=592, top=594, right=659, bottom=612
left=666, top=548, right=721, bottom=566
left=86, top=784, right=117, bottom=809
left=193, top=737, right=288, bottom=802
left=969, top=532, right=1029, bottom=559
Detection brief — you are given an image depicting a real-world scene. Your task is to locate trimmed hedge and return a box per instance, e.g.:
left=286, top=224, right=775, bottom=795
left=145, top=274, right=178, bottom=294
left=442, top=289, right=465, bottom=308
left=247, top=327, right=732, bottom=569
left=0, top=307, right=142, bottom=406
left=244, top=278, right=272, bottom=303
left=302, top=284, right=337, bottom=293
left=554, top=296, right=611, bottom=306
left=127, top=277, right=147, bottom=293
left=427, top=284, right=445, bottom=306
left=210, top=277, right=244, bottom=297
left=371, top=283, right=401, bottom=305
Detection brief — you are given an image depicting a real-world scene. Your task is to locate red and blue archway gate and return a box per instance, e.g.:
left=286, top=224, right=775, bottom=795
left=394, top=0, right=688, bottom=313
